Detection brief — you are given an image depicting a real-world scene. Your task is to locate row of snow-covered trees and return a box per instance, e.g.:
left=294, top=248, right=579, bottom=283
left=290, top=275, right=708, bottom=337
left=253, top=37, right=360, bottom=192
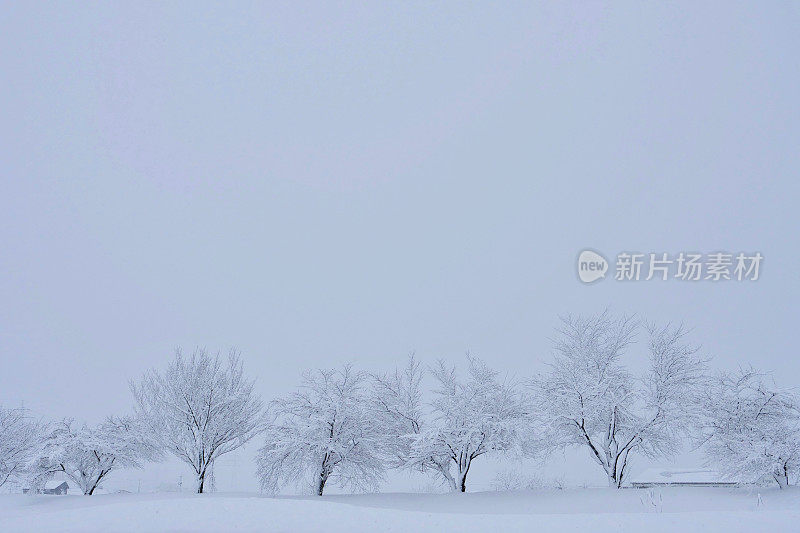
left=2, top=311, right=799, bottom=495
left=257, top=356, right=528, bottom=495
left=0, top=350, right=265, bottom=495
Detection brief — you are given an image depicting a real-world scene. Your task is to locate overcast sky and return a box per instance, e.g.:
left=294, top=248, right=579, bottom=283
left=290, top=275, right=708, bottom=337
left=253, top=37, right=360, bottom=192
left=1, top=2, right=799, bottom=492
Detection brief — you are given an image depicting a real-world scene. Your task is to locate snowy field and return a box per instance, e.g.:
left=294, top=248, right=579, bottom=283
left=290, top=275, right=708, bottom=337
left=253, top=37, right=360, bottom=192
left=1, top=487, right=799, bottom=532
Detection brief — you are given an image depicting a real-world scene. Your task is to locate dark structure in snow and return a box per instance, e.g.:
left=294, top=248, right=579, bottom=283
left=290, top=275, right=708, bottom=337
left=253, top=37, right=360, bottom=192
left=629, top=469, right=739, bottom=488
left=23, top=481, right=70, bottom=495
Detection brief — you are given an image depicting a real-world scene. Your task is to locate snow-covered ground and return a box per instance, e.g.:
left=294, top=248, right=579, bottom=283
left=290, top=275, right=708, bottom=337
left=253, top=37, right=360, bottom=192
left=1, top=487, right=798, bottom=532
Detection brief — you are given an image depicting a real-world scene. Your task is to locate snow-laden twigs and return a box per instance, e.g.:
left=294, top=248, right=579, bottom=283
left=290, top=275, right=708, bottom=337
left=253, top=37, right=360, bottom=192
left=131, top=348, right=267, bottom=493
left=34, top=416, right=160, bottom=495
left=698, top=369, right=800, bottom=488
left=402, top=355, right=529, bottom=492
left=0, top=406, right=43, bottom=488
left=257, top=365, right=385, bottom=495
left=528, top=312, right=707, bottom=488
left=370, top=355, right=455, bottom=490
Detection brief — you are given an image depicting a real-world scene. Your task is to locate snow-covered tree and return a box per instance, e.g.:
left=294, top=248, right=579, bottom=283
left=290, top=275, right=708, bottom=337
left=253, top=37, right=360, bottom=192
left=698, top=369, right=800, bottom=488
left=370, top=356, right=455, bottom=489
left=131, top=348, right=267, bottom=493
left=530, top=312, right=707, bottom=488
left=35, top=416, right=160, bottom=495
left=0, top=406, right=43, bottom=488
left=257, top=365, right=385, bottom=495
left=404, top=356, right=528, bottom=492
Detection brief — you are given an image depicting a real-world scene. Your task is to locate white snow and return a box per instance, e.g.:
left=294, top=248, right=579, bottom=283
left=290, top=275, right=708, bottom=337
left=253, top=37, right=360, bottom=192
left=1, top=487, right=799, bottom=532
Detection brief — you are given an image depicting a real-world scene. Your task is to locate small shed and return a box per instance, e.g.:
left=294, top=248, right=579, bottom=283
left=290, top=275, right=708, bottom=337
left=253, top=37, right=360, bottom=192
left=43, top=481, right=70, bottom=495
left=23, top=478, right=77, bottom=495
left=629, top=468, right=738, bottom=488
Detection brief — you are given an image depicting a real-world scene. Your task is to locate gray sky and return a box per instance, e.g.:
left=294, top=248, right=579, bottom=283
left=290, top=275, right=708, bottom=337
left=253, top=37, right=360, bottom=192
left=1, top=2, right=799, bottom=491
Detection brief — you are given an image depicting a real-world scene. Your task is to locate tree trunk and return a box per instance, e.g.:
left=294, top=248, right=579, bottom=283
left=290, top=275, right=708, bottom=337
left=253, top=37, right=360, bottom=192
left=87, top=472, right=106, bottom=495
left=774, top=465, right=789, bottom=489
left=316, top=468, right=328, bottom=496
left=197, top=471, right=205, bottom=494
left=457, top=462, right=470, bottom=492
